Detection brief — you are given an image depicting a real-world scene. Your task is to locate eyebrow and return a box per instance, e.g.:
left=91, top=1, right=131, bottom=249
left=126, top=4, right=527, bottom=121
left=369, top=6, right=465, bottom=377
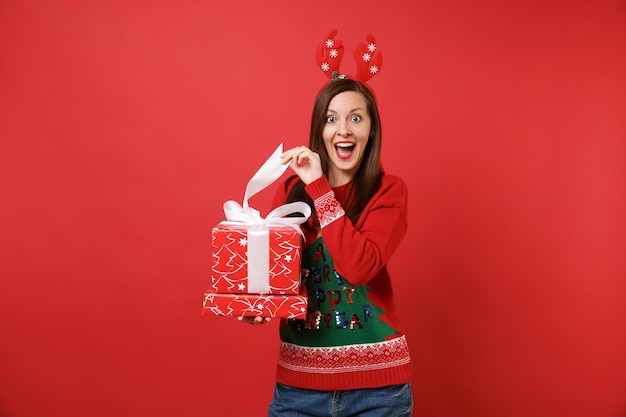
left=326, top=107, right=366, bottom=114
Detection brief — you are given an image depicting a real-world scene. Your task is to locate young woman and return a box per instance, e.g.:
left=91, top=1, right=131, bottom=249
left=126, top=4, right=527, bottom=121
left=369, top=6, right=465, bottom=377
left=241, top=78, right=413, bottom=417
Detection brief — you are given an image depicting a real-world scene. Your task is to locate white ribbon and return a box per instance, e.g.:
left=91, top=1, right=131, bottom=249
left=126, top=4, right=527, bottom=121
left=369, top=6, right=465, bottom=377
left=220, top=143, right=311, bottom=294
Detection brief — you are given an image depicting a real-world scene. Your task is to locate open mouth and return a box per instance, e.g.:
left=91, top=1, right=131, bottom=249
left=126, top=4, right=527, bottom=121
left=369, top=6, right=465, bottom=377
left=335, top=142, right=355, bottom=160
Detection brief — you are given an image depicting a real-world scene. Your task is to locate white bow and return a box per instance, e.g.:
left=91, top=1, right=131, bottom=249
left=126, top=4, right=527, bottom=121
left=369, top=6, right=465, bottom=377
left=220, top=144, right=311, bottom=294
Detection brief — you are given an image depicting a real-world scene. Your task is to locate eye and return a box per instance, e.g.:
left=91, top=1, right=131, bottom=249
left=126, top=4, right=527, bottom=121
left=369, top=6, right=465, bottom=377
left=350, top=115, right=361, bottom=122
left=326, top=116, right=336, bottom=123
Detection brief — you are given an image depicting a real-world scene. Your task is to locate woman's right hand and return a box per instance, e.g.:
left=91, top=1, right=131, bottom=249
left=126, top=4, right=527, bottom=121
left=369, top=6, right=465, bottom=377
left=238, top=316, right=271, bottom=325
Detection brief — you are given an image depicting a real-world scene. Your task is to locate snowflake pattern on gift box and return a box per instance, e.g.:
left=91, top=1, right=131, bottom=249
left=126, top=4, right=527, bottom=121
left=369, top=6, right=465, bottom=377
left=210, top=224, right=302, bottom=295
left=202, top=291, right=308, bottom=319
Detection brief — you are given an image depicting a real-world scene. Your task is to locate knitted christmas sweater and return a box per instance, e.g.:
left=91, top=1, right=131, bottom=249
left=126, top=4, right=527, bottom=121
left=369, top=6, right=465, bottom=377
left=271, top=173, right=412, bottom=391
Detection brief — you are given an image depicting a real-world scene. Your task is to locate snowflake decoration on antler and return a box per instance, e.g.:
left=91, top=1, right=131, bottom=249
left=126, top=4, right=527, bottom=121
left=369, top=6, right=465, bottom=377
left=316, top=29, right=383, bottom=83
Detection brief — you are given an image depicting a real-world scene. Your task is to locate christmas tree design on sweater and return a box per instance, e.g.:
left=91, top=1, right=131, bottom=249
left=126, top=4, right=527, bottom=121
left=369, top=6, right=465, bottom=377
left=280, top=238, right=400, bottom=347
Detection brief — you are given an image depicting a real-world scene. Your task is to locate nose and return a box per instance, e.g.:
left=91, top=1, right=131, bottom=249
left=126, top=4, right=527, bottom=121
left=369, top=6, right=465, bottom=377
left=337, top=120, right=352, bottom=136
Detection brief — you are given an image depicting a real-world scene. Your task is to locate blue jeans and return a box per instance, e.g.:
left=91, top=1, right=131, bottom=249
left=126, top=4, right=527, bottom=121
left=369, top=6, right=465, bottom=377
left=268, top=383, right=413, bottom=417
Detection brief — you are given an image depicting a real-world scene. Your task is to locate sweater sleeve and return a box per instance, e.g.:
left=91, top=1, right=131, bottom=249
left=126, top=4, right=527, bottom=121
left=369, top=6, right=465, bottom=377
left=305, top=174, right=408, bottom=286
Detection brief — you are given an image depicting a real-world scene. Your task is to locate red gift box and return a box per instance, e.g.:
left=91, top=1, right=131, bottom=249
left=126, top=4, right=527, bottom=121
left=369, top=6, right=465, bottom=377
left=203, top=144, right=311, bottom=317
left=202, top=287, right=308, bottom=319
left=211, top=223, right=303, bottom=295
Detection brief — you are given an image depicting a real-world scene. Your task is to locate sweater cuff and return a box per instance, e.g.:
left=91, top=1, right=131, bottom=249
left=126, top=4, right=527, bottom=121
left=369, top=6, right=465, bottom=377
left=305, top=176, right=345, bottom=228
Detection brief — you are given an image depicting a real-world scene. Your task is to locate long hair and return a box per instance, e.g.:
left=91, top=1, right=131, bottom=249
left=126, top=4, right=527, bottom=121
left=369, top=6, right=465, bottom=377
left=286, top=78, right=384, bottom=224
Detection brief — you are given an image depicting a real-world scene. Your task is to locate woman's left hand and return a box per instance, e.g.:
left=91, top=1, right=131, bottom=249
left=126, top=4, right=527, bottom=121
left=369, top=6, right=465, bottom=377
left=281, top=146, right=323, bottom=185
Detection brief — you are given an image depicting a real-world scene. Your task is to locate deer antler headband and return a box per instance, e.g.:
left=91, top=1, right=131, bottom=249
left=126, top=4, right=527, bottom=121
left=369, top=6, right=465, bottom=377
left=315, top=29, right=383, bottom=83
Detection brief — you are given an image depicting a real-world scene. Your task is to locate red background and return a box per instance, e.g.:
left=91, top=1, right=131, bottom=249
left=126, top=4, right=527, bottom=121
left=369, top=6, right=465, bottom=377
left=1, top=1, right=625, bottom=416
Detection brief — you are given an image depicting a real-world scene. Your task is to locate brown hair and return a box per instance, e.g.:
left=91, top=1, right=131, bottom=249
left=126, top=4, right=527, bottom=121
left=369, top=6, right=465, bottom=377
left=285, top=78, right=384, bottom=223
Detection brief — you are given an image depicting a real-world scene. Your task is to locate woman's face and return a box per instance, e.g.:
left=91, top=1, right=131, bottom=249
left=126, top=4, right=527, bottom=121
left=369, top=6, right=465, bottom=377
left=322, top=91, right=371, bottom=186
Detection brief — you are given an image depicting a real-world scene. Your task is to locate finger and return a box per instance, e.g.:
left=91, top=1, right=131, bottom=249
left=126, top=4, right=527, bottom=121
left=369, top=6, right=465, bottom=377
left=282, top=154, right=298, bottom=167
left=238, top=316, right=260, bottom=325
left=281, top=147, right=298, bottom=158
left=280, top=153, right=292, bottom=165
left=292, top=152, right=306, bottom=167
left=296, top=155, right=308, bottom=167
left=282, top=147, right=309, bottom=166
left=281, top=147, right=302, bottom=161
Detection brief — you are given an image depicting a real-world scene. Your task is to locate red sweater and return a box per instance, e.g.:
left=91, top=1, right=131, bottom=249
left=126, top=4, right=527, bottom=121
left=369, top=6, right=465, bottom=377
left=271, top=173, right=412, bottom=391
